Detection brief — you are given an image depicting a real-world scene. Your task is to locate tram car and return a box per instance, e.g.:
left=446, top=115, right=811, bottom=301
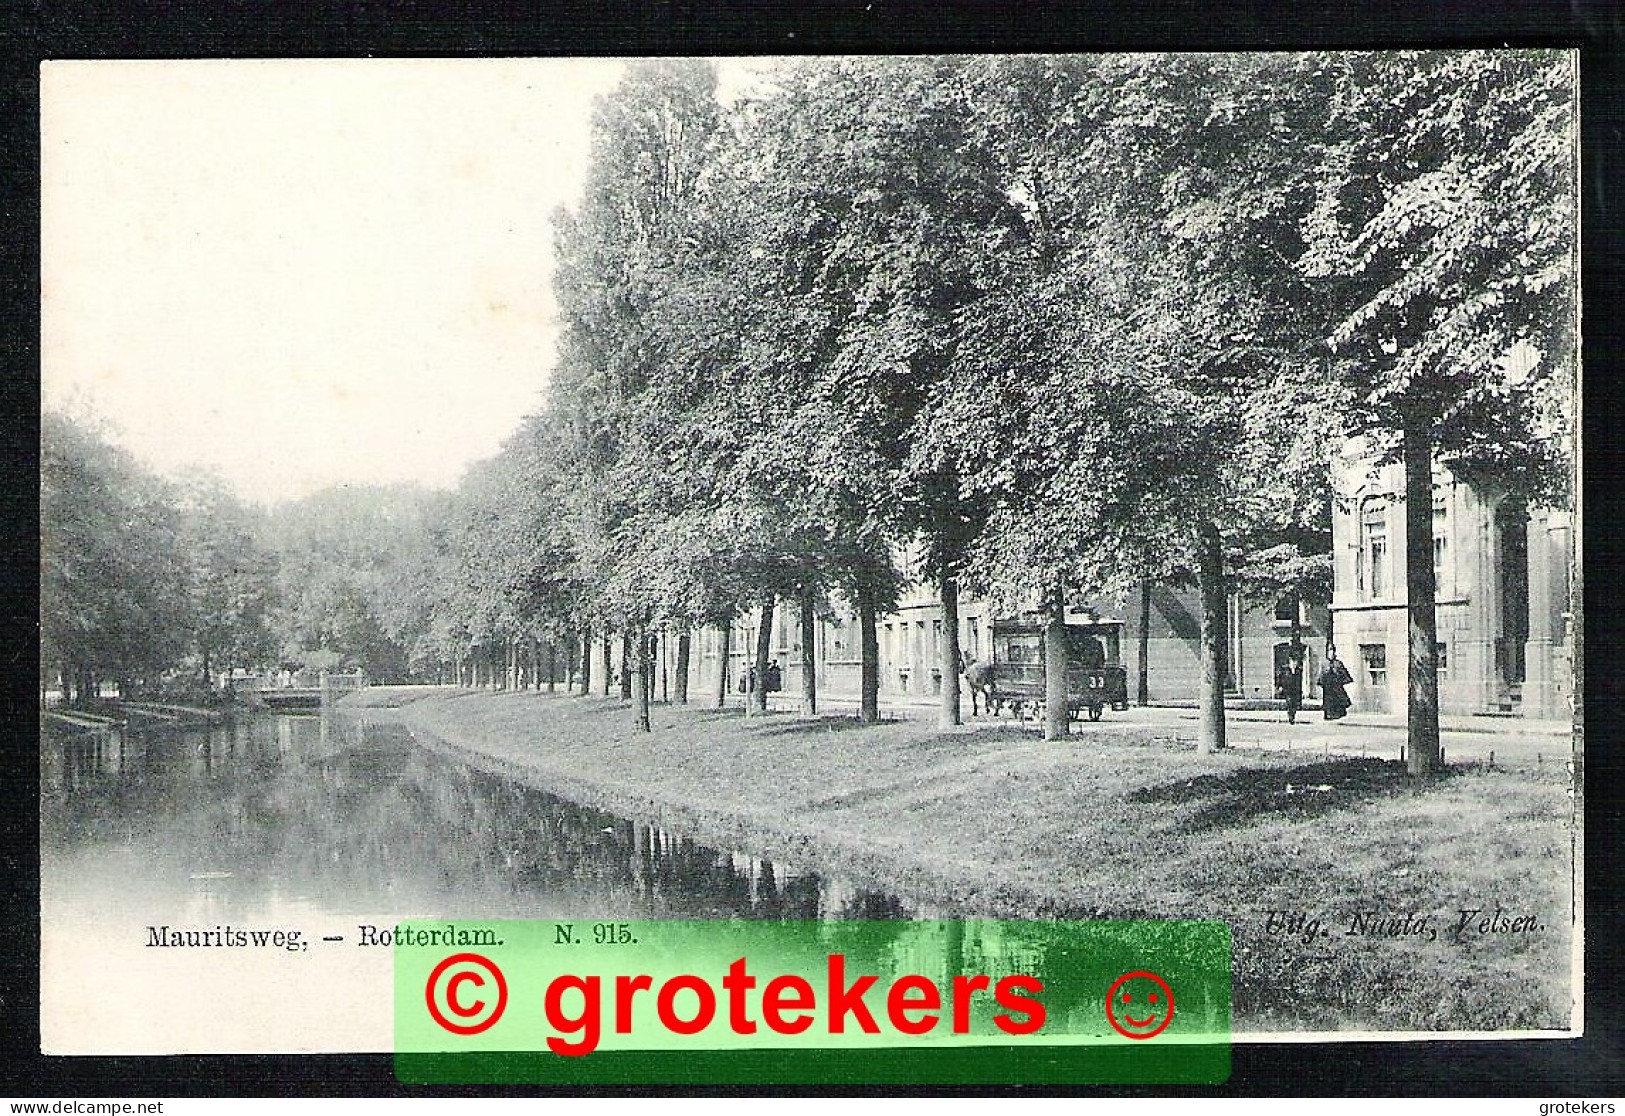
left=986, top=618, right=1130, bottom=722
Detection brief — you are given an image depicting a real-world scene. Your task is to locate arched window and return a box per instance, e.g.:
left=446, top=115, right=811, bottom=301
left=1359, top=498, right=1389, bottom=599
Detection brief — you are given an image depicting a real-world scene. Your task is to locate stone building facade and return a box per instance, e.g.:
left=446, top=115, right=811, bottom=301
left=649, top=458, right=1572, bottom=721
left=1328, top=457, right=1573, bottom=718
left=679, top=580, right=1330, bottom=712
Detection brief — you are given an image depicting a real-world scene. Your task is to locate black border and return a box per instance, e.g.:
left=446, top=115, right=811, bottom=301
left=5, top=0, right=1623, bottom=1097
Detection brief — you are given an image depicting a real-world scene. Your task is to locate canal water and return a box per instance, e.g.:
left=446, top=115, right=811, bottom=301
left=39, top=711, right=918, bottom=1052
left=42, top=711, right=918, bottom=924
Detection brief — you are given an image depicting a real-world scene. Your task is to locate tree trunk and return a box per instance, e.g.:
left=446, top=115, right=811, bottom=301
left=631, top=624, right=651, bottom=733
left=1043, top=581, right=1069, bottom=741
left=201, top=649, right=212, bottom=690
left=1137, top=579, right=1152, bottom=706
left=620, top=632, right=634, bottom=701
left=579, top=627, right=592, bottom=695
left=601, top=634, right=612, bottom=696
left=714, top=620, right=732, bottom=710
left=753, top=596, right=774, bottom=715
left=1405, top=425, right=1442, bottom=775
left=858, top=579, right=880, bottom=724
left=675, top=630, right=691, bottom=704
left=939, top=571, right=962, bottom=729
left=1196, top=519, right=1227, bottom=754
left=547, top=640, right=557, bottom=693
left=799, top=588, right=818, bottom=716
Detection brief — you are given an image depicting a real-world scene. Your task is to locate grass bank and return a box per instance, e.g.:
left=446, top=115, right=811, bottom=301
left=347, top=686, right=1577, bottom=1035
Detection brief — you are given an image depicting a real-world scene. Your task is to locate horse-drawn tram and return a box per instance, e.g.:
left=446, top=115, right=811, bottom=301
left=982, top=618, right=1130, bottom=722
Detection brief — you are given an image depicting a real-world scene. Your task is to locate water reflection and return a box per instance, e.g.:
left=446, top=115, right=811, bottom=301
left=42, top=713, right=917, bottom=924
left=44, top=714, right=1236, bottom=1053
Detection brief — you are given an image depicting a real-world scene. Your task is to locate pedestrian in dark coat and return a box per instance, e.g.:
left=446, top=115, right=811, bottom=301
left=1276, top=660, right=1304, bottom=724
left=1319, top=647, right=1354, bottom=721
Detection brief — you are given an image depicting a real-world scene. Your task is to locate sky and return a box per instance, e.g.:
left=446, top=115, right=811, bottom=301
left=41, top=58, right=681, bottom=506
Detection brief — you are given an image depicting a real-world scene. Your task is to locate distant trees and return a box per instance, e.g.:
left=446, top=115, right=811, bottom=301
left=43, top=414, right=189, bottom=701
left=42, top=413, right=279, bottom=701
left=265, top=485, right=443, bottom=683
left=179, top=479, right=279, bottom=685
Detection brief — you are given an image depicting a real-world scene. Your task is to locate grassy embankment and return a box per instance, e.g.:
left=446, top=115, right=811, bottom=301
left=343, top=685, right=1576, bottom=1034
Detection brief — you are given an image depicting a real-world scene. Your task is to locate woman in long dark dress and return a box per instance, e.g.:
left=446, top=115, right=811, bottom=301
left=1319, top=646, right=1354, bottom=721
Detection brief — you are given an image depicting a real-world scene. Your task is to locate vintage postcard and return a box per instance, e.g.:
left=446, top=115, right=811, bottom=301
left=39, top=53, right=1581, bottom=1066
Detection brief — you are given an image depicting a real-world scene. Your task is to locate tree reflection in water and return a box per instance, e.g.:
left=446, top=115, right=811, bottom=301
left=42, top=713, right=915, bottom=923
left=46, top=715, right=1206, bottom=1039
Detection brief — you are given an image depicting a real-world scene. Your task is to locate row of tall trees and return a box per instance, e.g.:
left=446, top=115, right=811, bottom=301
left=416, top=51, right=1573, bottom=773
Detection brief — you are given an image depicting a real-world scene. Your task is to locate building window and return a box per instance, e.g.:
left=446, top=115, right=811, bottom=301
left=827, top=619, right=854, bottom=662
left=1436, top=641, right=1449, bottom=679
left=1433, top=492, right=1450, bottom=596
left=1360, top=499, right=1389, bottom=599
left=1360, top=644, right=1387, bottom=688
left=1273, top=595, right=1297, bottom=622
